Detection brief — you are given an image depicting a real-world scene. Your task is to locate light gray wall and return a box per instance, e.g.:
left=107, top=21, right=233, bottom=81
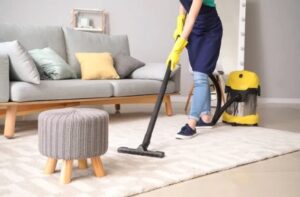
left=0, top=0, right=242, bottom=96
left=0, top=0, right=177, bottom=63
left=245, top=0, right=300, bottom=98
left=2, top=0, right=298, bottom=98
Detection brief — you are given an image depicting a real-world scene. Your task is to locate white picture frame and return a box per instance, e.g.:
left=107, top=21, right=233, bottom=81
left=71, top=8, right=107, bottom=33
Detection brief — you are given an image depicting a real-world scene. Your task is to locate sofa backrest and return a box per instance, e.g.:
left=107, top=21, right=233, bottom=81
left=0, top=24, right=131, bottom=78
left=63, top=28, right=130, bottom=77
left=0, top=24, right=67, bottom=61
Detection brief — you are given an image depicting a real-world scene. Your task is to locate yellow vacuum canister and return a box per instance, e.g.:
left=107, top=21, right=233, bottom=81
left=222, top=70, right=260, bottom=126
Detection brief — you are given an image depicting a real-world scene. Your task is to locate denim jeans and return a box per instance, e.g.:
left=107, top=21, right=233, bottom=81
left=189, top=71, right=211, bottom=121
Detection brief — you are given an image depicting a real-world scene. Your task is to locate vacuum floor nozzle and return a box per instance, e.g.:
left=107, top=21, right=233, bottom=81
left=117, top=145, right=165, bottom=158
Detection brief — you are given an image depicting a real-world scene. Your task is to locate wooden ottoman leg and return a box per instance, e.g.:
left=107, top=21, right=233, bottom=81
left=60, top=160, right=73, bottom=184
left=44, top=158, right=57, bottom=174
left=78, top=159, right=88, bottom=169
left=91, top=157, right=105, bottom=177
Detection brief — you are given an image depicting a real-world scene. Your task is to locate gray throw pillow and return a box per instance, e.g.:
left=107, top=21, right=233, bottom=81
left=130, top=63, right=179, bottom=80
left=113, top=55, right=145, bottom=78
left=0, top=40, right=40, bottom=84
left=29, top=47, right=77, bottom=80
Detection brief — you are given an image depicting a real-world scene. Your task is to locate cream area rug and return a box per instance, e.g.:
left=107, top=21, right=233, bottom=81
left=0, top=113, right=300, bottom=197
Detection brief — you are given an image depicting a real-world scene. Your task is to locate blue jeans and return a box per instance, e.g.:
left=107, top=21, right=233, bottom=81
left=189, top=72, right=211, bottom=121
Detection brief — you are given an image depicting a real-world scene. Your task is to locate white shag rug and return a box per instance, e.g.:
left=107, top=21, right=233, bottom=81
left=0, top=114, right=300, bottom=197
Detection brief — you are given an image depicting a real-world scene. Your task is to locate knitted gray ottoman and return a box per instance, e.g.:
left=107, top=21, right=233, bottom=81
left=38, top=107, right=109, bottom=184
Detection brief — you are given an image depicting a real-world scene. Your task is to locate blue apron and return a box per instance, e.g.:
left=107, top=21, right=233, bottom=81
left=180, top=0, right=223, bottom=74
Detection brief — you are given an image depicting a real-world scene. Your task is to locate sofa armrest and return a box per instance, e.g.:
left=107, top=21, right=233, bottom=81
left=170, top=64, right=181, bottom=94
left=0, top=54, right=10, bottom=103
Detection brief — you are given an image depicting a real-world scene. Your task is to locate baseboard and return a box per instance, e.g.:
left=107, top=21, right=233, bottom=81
left=172, top=95, right=300, bottom=104
left=258, top=98, right=300, bottom=104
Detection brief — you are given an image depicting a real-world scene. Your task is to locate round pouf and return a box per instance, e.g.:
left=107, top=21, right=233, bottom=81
left=38, top=107, right=109, bottom=184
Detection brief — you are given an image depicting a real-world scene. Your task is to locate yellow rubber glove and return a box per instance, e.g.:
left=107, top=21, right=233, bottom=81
left=166, top=37, right=188, bottom=71
left=173, top=14, right=186, bottom=41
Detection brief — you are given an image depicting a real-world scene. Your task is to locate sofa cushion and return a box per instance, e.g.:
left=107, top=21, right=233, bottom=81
left=63, top=28, right=130, bottom=77
left=108, top=79, right=176, bottom=97
left=0, top=24, right=67, bottom=61
left=10, top=80, right=113, bottom=102
left=29, top=47, right=77, bottom=80
left=0, top=41, right=40, bottom=84
left=113, top=55, right=145, bottom=79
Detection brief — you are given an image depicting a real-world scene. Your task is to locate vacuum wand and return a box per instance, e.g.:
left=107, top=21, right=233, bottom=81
left=142, top=65, right=172, bottom=148
left=118, top=63, right=172, bottom=158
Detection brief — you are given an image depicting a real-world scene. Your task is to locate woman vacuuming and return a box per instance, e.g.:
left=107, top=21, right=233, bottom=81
left=166, top=0, right=223, bottom=139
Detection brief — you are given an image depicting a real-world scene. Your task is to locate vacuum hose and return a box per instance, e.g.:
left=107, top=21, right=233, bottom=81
left=209, top=74, right=242, bottom=125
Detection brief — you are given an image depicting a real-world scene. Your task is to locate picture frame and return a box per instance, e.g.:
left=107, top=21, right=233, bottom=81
left=71, top=8, right=107, bottom=33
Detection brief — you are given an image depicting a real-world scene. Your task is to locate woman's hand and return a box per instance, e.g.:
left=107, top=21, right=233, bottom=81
left=166, top=37, right=188, bottom=71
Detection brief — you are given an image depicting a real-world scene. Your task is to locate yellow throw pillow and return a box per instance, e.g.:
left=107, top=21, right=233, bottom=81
left=76, top=52, right=120, bottom=80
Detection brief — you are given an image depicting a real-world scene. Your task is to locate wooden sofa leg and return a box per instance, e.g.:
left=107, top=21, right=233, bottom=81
left=164, top=95, right=173, bottom=116
left=4, top=106, right=18, bottom=139
left=115, top=104, right=121, bottom=113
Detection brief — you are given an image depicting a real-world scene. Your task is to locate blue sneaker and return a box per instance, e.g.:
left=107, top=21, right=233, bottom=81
left=196, top=118, right=214, bottom=129
left=176, top=124, right=198, bottom=140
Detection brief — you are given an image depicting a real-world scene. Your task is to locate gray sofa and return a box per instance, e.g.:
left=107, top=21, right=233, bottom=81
left=0, top=24, right=180, bottom=138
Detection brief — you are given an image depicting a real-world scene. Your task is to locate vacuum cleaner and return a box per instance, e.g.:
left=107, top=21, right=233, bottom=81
left=222, top=70, right=260, bottom=126
left=118, top=64, right=260, bottom=158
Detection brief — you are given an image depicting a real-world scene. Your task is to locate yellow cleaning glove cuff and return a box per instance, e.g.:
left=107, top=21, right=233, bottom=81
left=173, top=14, right=186, bottom=41
left=166, top=37, right=188, bottom=71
